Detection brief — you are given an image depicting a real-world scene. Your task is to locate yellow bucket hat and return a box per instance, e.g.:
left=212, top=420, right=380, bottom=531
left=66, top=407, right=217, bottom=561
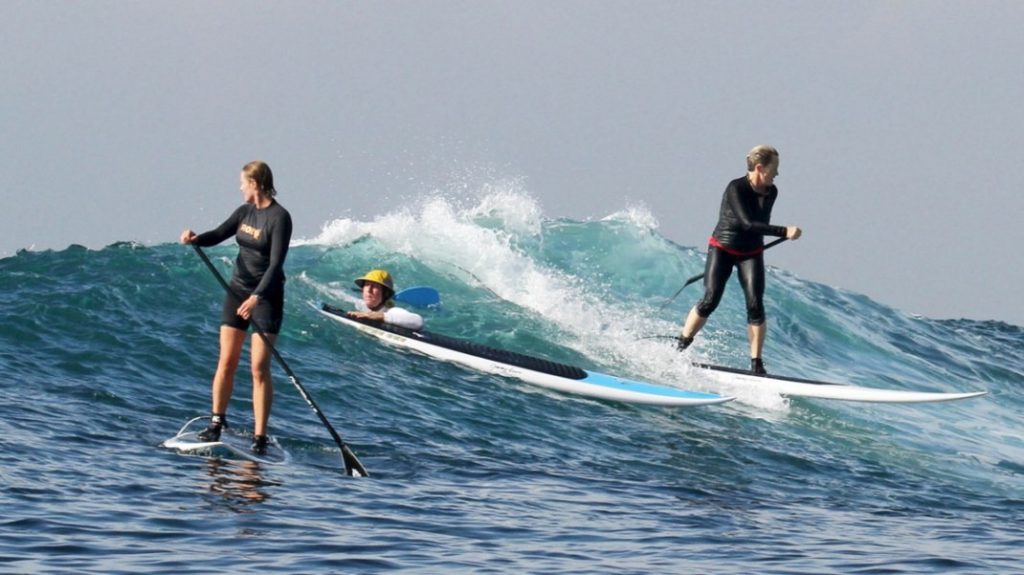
left=354, top=269, right=395, bottom=297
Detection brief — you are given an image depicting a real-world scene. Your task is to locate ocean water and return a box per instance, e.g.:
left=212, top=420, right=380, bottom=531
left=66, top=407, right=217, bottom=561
left=1, top=192, right=1021, bottom=574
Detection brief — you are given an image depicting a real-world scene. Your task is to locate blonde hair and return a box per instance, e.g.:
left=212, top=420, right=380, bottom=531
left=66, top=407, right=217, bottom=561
left=243, top=160, right=276, bottom=197
left=746, top=145, right=779, bottom=172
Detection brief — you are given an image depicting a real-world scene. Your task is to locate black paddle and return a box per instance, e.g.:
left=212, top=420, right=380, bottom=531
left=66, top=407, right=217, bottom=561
left=191, top=244, right=369, bottom=477
left=658, top=237, right=788, bottom=311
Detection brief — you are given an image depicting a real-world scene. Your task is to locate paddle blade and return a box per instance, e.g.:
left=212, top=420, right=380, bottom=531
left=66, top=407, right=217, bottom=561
left=342, top=446, right=369, bottom=478
left=394, top=286, right=440, bottom=308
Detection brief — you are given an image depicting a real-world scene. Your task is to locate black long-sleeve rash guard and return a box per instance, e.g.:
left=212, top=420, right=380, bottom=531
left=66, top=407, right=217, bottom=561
left=195, top=201, right=293, bottom=298
left=710, top=176, right=788, bottom=253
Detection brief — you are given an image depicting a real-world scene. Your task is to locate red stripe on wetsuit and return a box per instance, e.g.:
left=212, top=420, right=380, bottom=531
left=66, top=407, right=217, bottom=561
left=707, top=236, right=765, bottom=257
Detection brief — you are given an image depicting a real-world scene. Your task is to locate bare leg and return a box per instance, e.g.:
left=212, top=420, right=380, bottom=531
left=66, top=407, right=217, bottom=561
left=748, top=322, right=766, bottom=359
left=250, top=333, right=276, bottom=437
left=212, top=326, right=247, bottom=416
left=681, top=307, right=708, bottom=339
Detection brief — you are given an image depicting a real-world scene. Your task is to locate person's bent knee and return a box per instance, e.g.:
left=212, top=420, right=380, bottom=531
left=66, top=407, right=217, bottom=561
left=696, top=298, right=720, bottom=318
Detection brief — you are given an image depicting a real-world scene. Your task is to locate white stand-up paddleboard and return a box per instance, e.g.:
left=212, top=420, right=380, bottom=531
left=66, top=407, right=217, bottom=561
left=694, top=363, right=987, bottom=403
left=161, top=416, right=291, bottom=465
left=316, top=303, right=732, bottom=407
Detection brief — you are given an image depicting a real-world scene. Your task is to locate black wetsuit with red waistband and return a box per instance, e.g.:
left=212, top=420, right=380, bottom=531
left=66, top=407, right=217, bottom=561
left=195, top=201, right=292, bottom=333
left=694, top=176, right=787, bottom=325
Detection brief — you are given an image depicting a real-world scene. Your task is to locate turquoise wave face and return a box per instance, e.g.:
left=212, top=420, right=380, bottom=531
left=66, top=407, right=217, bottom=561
left=1, top=213, right=1021, bottom=573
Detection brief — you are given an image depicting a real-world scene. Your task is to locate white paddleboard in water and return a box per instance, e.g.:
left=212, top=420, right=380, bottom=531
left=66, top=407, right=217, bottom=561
left=694, top=363, right=987, bottom=403
left=317, top=303, right=733, bottom=407
left=161, top=416, right=291, bottom=465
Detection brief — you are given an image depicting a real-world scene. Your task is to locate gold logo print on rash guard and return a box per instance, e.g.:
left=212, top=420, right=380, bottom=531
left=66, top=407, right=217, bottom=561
left=239, top=223, right=262, bottom=241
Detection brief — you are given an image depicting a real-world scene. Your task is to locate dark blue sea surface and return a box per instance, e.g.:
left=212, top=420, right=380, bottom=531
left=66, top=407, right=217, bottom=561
left=2, top=196, right=1021, bottom=573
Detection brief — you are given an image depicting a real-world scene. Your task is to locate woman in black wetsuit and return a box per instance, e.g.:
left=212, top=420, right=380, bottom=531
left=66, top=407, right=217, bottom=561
left=677, top=145, right=801, bottom=374
left=180, top=161, right=292, bottom=455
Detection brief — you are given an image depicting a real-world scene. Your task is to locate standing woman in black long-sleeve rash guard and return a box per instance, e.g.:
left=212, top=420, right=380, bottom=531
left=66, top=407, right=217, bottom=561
left=180, top=161, right=292, bottom=455
left=677, top=145, right=801, bottom=375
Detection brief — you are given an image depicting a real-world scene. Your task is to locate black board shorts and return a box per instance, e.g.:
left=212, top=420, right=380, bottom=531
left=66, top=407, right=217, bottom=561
left=220, top=288, right=284, bottom=334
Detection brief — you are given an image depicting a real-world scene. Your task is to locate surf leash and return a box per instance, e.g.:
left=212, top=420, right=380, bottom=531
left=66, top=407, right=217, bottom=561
left=434, top=259, right=503, bottom=301
left=192, top=244, right=369, bottom=477
left=637, top=334, right=682, bottom=341
left=658, top=237, right=788, bottom=311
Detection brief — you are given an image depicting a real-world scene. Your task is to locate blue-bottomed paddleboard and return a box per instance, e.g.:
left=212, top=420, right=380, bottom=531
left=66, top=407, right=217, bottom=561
left=161, top=416, right=291, bottom=465
left=316, top=303, right=732, bottom=407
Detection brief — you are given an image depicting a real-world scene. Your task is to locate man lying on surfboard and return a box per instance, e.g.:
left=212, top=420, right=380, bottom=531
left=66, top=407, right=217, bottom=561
left=346, top=269, right=425, bottom=330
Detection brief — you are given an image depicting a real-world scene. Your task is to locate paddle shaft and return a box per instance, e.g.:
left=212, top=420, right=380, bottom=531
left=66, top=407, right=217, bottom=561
left=191, top=244, right=368, bottom=477
left=659, top=237, right=788, bottom=311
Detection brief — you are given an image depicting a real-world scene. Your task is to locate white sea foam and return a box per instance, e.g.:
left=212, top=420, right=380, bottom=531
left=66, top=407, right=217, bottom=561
left=299, top=184, right=790, bottom=411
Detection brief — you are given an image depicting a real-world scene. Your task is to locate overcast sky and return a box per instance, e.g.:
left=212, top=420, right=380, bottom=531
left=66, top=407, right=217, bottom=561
left=2, top=1, right=1021, bottom=325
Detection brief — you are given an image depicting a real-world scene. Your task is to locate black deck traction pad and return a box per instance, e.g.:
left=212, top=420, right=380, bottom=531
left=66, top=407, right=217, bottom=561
left=322, top=304, right=588, bottom=380
left=692, top=362, right=840, bottom=385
